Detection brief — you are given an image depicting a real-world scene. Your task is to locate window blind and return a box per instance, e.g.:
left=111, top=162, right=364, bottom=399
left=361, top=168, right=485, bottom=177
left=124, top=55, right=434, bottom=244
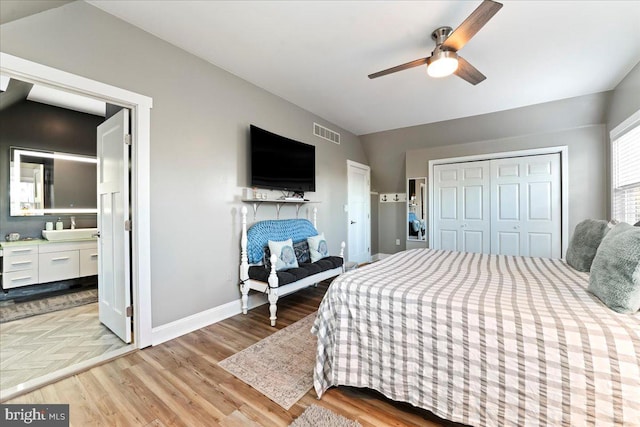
left=612, top=121, right=640, bottom=224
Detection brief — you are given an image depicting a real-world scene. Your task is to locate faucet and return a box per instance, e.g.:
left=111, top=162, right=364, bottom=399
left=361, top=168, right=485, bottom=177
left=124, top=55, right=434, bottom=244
left=70, top=216, right=76, bottom=230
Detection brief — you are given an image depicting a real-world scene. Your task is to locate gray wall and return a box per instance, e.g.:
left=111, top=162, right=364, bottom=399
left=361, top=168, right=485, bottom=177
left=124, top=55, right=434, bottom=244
left=607, top=61, right=640, bottom=131
left=361, top=93, right=611, bottom=255
left=0, top=2, right=368, bottom=327
left=605, top=61, right=640, bottom=218
left=0, top=100, right=100, bottom=238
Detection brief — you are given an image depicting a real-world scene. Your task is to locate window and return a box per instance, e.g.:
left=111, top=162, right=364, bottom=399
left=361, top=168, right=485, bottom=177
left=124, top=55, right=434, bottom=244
left=611, top=111, right=640, bottom=224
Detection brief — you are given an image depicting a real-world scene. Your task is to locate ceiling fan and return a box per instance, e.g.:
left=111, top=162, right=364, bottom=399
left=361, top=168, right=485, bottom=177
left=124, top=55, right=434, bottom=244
left=368, top=0, right=503, bottom=85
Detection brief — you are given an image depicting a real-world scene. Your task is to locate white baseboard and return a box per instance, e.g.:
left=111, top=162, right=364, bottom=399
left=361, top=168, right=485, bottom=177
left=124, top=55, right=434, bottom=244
left=151, top=293, right=269, bottom=346
left=371, top=253, right=391, bottom=262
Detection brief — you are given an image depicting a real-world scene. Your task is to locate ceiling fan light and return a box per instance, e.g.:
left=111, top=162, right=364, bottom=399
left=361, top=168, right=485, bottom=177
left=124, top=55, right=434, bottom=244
left=427, top=51, right=459, bottom=78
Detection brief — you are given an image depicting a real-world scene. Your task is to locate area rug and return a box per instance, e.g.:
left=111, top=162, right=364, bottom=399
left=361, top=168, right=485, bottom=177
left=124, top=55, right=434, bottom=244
left=0, top=288, right=98, bottom=324
left=289, top=405, right=362, bottom=427
left=218, top=312, right=317, bottom=410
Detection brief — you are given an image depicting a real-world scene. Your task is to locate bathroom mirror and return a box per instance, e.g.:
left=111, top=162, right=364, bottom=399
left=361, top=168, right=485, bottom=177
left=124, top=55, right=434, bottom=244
left=407, top=177, right=427, bottom=241
left=10, top=147, right=98, bottom=216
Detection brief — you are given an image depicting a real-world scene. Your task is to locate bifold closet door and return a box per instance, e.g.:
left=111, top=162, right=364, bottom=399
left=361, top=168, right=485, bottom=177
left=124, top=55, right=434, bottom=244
left=490, top=153, right=561, bottom=258
left=433, top=161, right=490, bottom=254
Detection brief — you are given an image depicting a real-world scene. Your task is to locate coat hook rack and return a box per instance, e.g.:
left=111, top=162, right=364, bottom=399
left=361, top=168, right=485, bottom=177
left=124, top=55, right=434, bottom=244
left=379, top=193, right=406, bottom=203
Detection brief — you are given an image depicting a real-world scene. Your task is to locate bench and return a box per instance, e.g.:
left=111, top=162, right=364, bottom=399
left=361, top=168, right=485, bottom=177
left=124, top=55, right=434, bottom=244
left=239, top=206, right=345, bottom=326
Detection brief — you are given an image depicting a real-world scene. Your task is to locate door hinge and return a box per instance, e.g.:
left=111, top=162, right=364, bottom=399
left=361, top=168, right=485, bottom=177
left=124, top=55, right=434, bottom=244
left=125, top=220, right=132, bottom=231
left=124, top=134, right=132, bottom=145
left=126, top=305, right=133, bottom=317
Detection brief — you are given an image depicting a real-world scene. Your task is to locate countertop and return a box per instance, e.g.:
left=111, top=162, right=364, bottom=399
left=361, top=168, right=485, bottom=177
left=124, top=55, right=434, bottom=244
left=0, top=238, right=97, bottom=249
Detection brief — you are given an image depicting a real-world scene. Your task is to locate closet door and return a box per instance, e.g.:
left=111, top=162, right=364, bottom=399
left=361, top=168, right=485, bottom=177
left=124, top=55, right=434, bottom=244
left=490, top=153, right=561, bottom=258
left=433, top=161, right=490, bottom=253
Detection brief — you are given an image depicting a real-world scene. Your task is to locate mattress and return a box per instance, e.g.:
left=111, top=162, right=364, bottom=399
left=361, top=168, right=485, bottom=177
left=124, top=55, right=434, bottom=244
left=312, top=249, right=640, bottom=426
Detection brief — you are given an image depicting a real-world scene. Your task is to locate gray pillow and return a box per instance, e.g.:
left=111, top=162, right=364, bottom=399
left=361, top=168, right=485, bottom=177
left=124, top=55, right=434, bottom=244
left=566, top=219, right=610, bottom=272
left=588, top=223, right=640, bottom=313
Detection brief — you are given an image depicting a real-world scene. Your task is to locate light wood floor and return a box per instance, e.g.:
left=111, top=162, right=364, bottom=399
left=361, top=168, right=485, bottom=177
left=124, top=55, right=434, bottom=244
left=6, top=283, right=458, bottom=427
left=0, top=302, right=128, bottom=392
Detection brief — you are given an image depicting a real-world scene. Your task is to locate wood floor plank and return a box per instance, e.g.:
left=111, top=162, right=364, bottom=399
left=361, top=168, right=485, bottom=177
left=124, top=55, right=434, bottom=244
left=7, top=282, right=456, bottom=426
left=53, top=376, right=109, bottom=427
left=219, top=409, right=263, bottom=427
left=113, top=364, right=181, bottom=426
left=77, top=368, right=150, bottom=426
left=128, top=363, right=221, bottom=427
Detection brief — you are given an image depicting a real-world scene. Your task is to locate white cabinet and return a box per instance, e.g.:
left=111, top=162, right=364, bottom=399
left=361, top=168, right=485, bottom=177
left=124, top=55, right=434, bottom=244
left=80, top=248, right=99, bottom=277
left=39, top=250, right=80, bottom=283
left=1, top=240, right=98, bottom=289
left=2, top=245, right=39, bottom=289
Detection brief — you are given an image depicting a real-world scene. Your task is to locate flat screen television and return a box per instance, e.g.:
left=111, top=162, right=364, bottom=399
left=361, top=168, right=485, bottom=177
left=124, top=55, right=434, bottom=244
left=250, top=125, right=316, bottom=192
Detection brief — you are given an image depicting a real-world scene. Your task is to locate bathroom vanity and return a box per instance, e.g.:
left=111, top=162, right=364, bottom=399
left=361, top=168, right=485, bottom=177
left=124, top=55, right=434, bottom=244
left=1, top=238, right=97, bottom=290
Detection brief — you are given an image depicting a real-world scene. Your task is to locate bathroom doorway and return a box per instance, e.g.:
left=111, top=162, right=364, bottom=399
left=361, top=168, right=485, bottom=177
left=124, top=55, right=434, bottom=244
left=0, top=52, right=152, bottom=400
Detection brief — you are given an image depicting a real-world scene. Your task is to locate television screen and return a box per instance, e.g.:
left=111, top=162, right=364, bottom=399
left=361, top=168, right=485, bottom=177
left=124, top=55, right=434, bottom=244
left=250, top=125, right=316, bottom=192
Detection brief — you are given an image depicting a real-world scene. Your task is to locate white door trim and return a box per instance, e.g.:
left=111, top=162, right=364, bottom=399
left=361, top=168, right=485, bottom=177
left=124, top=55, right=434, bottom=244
left=428, top=146, right=569, bottom=257
left=1, top=52, right=153, bottom=348
left=347, top=160, right=371, bottom=263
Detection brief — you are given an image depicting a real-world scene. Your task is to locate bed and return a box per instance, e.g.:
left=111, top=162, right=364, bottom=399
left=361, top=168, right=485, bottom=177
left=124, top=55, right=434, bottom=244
left=312, top=248, right=640, bottom=426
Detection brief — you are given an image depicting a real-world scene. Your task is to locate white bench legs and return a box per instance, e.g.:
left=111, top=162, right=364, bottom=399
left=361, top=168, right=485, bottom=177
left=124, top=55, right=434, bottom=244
left=240, top=283, right=249, bottom=314
left=268, top=288, right=279, bottom=327
left=267, top=253, right=279, bottom=326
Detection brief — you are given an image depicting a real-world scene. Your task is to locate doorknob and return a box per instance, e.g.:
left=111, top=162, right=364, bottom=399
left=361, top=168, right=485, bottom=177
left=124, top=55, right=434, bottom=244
left=92, top=231, right=101, bottom=238
left=350, top=220, right=357, bottom=224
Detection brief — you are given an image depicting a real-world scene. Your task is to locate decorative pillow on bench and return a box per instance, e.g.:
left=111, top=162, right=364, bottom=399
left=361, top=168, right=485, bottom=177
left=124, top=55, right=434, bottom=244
left=268, top=239, right=299, bottom=271
left=308, top=233, right=329, bottom=263
left=264, top=240, right=310, bottom=269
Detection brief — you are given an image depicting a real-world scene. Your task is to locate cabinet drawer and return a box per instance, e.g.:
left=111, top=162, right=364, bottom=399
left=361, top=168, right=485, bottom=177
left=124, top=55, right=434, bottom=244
left=3, top=269, right=39, bottom=289
left=80, top=248, right=99, bottom=277
left=3, top=254, right=39, bottom=273
left=3, top=246, right=38, bottom=257
left=39, top=251, right=80, bottom=283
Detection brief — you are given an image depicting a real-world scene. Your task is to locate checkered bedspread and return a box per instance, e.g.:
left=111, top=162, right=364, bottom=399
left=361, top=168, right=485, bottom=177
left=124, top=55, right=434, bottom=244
left=312, top=249, right=640, bottom=426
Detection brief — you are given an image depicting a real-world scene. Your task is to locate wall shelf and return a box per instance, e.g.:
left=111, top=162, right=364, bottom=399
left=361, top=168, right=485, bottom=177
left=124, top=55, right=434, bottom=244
left=241, top=198, right=319, bottom=220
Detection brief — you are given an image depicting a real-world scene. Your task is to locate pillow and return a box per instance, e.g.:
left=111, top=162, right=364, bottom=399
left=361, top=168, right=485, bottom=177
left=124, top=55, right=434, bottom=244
left=268, top=239, right=299, bottom=271
left=263, top=240, right=310, bottom=269
left=588, top=222, right=640, bottom=313
left=307, top=233, right=329, bottom=263
left=565, top=219, right=610, bottom=272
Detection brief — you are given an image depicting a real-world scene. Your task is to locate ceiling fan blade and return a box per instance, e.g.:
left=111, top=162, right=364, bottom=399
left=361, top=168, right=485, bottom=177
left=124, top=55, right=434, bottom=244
left=442, top=0, right=503, bottom=52
left=454, top=56, right=486, bottom=85
left=368, top=57, right=428, bottom=79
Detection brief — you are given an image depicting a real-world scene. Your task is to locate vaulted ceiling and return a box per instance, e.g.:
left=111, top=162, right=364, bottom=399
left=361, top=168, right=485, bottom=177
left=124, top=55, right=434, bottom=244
left=6, top=1, right=640, bottom=135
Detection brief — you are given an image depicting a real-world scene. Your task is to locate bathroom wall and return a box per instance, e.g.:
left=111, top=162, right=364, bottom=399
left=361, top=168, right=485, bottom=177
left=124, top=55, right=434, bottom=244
left=0, top=100, right=101, bottom=239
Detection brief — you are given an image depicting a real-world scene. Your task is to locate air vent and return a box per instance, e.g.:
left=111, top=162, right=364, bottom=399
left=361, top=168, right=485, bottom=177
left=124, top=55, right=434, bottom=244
left=313, top=122, right=340, bottom=144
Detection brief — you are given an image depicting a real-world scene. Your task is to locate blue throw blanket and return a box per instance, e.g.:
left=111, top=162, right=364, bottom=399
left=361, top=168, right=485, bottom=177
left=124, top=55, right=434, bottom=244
left=247, top=219, right=318, bottom=264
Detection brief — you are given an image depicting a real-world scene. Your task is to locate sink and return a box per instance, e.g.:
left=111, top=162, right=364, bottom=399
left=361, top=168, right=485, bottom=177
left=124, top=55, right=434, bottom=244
left=42, top=228, right=98, bottom=241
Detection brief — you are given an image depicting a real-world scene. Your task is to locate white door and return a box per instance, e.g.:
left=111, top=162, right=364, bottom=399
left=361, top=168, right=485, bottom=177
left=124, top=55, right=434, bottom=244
left=97, top=109, right=131, bottom=343
left=491, top=153, right=561, bottom=258
left=433, top=161, right=491, bottom=253
left=347, top=160, right=371, bottom=264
